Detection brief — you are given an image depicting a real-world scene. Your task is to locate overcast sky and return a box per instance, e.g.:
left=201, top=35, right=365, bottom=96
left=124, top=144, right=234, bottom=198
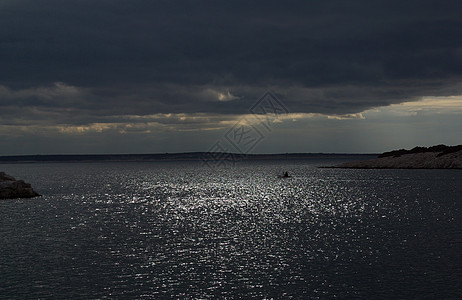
left=1, top=0, right=461, bottom=155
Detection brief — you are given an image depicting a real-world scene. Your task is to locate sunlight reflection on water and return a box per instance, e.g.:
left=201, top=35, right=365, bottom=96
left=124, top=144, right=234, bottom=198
left=0, top=161, right=461, bottom=298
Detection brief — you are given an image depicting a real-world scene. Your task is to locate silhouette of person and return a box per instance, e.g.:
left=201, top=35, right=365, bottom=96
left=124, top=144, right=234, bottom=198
left=284, top=171, right=289, bottom=177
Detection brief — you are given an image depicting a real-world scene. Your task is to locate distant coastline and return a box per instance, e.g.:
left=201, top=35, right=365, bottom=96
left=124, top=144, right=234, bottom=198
left=0, top=153, right=376, bottom=163
left=330, top=144, right=462, bottom=169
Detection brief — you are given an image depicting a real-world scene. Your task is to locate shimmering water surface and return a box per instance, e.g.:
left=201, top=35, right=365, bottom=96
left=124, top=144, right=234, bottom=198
left=1, top=159, right=461, bottom=298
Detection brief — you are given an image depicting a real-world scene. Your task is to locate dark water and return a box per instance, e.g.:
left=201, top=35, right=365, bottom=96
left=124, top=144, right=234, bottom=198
left=1, top=159, right=461, bottom=298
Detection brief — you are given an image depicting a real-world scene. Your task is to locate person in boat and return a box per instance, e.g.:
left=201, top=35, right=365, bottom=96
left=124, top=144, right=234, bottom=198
left=283, top=171, right=289, bottom=178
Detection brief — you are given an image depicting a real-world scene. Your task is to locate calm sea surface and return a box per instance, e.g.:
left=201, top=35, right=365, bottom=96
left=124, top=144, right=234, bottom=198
left=0, top=159, right=461, bottom=298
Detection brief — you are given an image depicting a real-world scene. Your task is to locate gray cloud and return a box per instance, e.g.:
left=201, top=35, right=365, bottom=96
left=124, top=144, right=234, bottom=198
left=1, top=0, right=462, bottom=149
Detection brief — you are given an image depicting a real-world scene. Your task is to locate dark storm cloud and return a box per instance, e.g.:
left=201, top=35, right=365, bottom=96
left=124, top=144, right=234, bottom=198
left=1, top=0, right=462, bottom=122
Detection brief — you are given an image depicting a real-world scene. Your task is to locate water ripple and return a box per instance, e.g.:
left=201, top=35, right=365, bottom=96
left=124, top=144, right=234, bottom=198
left=0, top=162, right=461, bottom=298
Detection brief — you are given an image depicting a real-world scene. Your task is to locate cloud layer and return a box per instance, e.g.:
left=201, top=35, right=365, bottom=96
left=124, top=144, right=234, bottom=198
left=1, top=0, right=462, bottom=153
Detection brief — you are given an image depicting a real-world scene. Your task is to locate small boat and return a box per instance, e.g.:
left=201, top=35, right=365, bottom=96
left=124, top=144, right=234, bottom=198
left=277, top=171, right=291, bottom=178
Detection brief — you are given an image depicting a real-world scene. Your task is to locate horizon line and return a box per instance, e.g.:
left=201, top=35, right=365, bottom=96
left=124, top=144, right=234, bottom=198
left=0, top=151, right=379, bottom=157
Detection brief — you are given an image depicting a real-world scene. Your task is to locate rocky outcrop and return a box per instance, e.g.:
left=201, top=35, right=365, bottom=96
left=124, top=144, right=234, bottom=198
left=332, top=145, right=462, bottom=169
left=378, top=144, right=462, bottom=159
left=0, top=172, right=40, bottom=199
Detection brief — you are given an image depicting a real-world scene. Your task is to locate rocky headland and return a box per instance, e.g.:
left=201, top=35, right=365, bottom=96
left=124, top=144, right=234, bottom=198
left=332, top=144, right=462, bottom=169
left=0, top=172, right=40, bottom=199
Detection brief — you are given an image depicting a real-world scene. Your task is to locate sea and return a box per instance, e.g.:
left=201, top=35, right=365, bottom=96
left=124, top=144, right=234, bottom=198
left=0, top=158, right=461, bottom=299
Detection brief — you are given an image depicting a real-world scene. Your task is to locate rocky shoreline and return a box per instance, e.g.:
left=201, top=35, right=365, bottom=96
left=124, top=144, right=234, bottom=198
left=0, top=172, right=40, bottom=199
left=331, top=145, right=462, bottom=169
